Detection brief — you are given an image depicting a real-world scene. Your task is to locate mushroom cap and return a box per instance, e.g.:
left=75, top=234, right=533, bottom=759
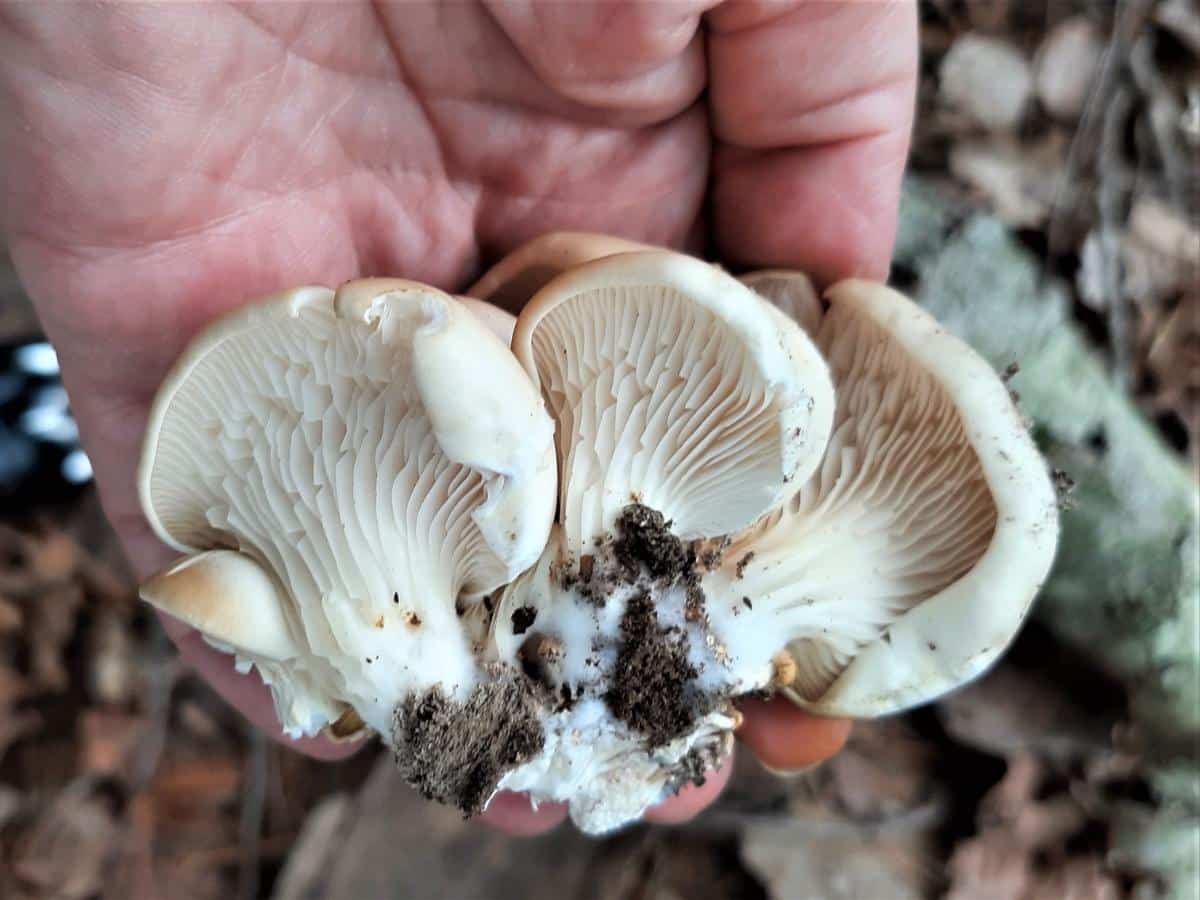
left=141, top=549, right=299, bottom=661
left=740, top=270, right=823, bottom=337
left=137, top=280, right=557, bottom=734
left=139, top=281, right=555, bottom=581
left=727, top=276, right=1059, bottom=716
left=468, top=232, right=654, bottom=312
left=512, top=249, right=835, bottom=554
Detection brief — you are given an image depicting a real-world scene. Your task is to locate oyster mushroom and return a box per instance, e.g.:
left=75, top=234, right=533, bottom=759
left=725, top=274, right=1060, bottom=715
left=135, top=245, right=1058, bottom=835
left=138, top=281, right=558, bottom=744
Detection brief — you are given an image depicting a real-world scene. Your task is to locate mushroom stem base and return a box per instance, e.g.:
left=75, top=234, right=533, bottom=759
left=496, top=701, right=738, bottom=834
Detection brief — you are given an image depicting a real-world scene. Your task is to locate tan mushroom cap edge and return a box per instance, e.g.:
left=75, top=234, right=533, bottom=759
left=467, top=232, right=654, bottom=312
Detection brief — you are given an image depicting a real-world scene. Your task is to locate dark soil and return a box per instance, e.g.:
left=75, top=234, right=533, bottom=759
left=392, top=676, right=545, bottom=818
left=614, top=503, right=707, bottom=618
left=613, top=504, right=690, bottom=581
left=604, top=592, right=711, bottom=748
left=665, top=740, right=727, bottom=796
left=601, top=505, right=720, bottom=747
left=510, top=605, right=537, bottom=636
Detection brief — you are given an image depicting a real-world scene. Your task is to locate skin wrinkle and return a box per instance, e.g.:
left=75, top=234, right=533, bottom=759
left=0, top=0, right=915, bottom=834
left=485, top=0, right=712, bottom=88
left=707, top=1, right=917, bottom=149
left=369, top=1, right=449, bottom=181
left=717, top=75, right=916, bottom=148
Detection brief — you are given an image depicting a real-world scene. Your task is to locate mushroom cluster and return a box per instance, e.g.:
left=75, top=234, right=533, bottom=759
left=137, top=234, right=1059, bottom=833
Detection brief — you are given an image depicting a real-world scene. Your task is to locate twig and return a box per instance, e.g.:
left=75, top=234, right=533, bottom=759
left=127, top=624, right=179, bottom=792
left=1099, top=85, right=1137, bottom=389
left=172, top=832, right=297, bottom=868
left=1128, top=30, right=1194, bottom=213
left=1046, top=0, right=1156, bottom=263
left=237, top=728, right=268, bottom=900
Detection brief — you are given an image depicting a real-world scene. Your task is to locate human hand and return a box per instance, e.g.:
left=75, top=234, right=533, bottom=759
left=0, top=0, right=915, bottom=832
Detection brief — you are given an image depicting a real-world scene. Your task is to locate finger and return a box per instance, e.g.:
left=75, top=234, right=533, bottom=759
left=478, top=791, right=569, bottom=836
left=735, top=696, right=851, bottom=772
left=707, top=0, right=918, bottom=283
left=160, top=612, right=363, bottom=762
left=482, top=0, right=712, bottom=116
left=643, top=749, right=735, bottom=824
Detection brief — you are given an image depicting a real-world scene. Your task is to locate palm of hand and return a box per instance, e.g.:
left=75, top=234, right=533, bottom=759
left=0, top=1, right=913, bottom=830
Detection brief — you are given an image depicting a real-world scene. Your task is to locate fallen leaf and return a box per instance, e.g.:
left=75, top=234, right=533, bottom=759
left=742, top=822, right=933, bottom=900
left=87, top=608, right=137, bottom=706
left=949, top=133, right=1072, bottom=228
left=10, top=778, right=122, bottom=900
left=28, top=583, right=84, bottom=692
left=1035, top=17, right=1105, bottom=120
left=938, top=665, right=1114, bottom=760
left=946, top=832, right=1030, bottom=900
left=150, top=756, right=242, bottom=817
left=1123, top=196, right=1200, bottom=304
left=940, top=34, right=1033, bottom=131
left=1026, top=858, right=1123, bottom=900
left=79, top=710, right=146, bottom=777
left=0, top=593, right=21, bottom=632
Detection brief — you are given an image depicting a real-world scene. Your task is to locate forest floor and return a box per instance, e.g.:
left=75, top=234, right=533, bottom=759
left=1, top=2, right=1196, bottom=898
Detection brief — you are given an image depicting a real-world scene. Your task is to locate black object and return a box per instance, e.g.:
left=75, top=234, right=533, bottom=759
left=0, top=339, right=92, bottom=511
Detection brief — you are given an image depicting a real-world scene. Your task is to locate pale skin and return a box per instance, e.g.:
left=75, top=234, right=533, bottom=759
left=0, top=0, right=916, bottom=833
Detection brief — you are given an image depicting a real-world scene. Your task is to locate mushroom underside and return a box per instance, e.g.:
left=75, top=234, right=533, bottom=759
left=135, top=246, right=1056, bottom=834
left=728, top=299, right=998, bottom=703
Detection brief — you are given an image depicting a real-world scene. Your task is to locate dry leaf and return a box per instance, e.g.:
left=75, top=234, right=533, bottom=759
left=938, top=665, right=1114, bottom=760
left=949, top=133, right=1072, bottom=228
left=980, top=753, right=1044, bottom=826
left=0, top=594, right=21, bottom=632
left=1123, top=196, right=1200, bottom=304
left=0, top=783, right=22, bottom=829
left=742, top=823, right=932, bottom=900
left=87, top=608, right=137, bottom=706
left=826, top=720, right=935, bottom=822
left=28, top=583, right=84, bottom=692
left=1035, top=17, right=1105, bottom=120
left=946, top=832, right=1030, bottom=900
left=10, top=779, right=122, bottom=900
left=1027, top=857, right=1123, bottom=900
left=79, top=710, right=146, bottom=777
left=1156, top=0, right=1200, bottom=55
left=940, top=34, right=1033, bottom=131
left=28, top=528, right=77, bottom=584
left=150, top=756, right=242, bottom=818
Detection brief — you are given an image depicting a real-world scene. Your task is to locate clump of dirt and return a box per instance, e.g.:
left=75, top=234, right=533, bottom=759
left=1051, top=467, right=1077, bottom=509
left=604, top=592, right=713, bottom=748
left=695, top=535, right=732, bottom=571
left=613, top=504, right=691, bottom=581
left=510, top=605, right=537, bottom=635
left=392, top=676, right=544, bottom=817
left=614, top=503, right=707, bottom=619
left=665, top=735, right=729, bottom=796
left=598, top=504, right=722, bottom=745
